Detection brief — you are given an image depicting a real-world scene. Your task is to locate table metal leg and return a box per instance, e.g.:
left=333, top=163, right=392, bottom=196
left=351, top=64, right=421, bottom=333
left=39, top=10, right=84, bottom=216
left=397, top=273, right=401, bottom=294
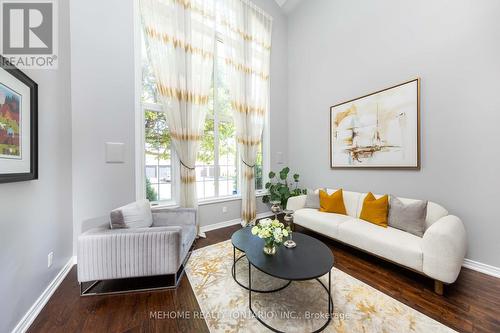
left=249, top=274, right=333, bottom=333
left=248, top=261, right=252, bottom=310
left=328, top=271, right=331, bottom=316
left=233, top=246, right=236, bottom=279
left=232, top=249, right=291, bottom=293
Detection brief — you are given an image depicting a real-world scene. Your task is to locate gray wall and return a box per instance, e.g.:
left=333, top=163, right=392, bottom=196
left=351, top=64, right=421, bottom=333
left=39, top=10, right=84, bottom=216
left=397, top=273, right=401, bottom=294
left=70, top=0, right=137, bottom=252
left=70, top=0, right=286, bottom=246
left=255, top=0, right=290, bottom=171
left=199, top=198, right=270, bottom=228
left=0, top=1, right=73, bottom=331
left=287, top=0, right=500, bottom=267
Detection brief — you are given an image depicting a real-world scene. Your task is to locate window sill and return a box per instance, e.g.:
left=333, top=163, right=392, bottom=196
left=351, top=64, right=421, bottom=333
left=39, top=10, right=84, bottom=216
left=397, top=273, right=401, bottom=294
left=198, top=191, right=268, bottom=206
left=150, top=191, right=268, bottom=209
left=150, top=201, right=179, bottom=210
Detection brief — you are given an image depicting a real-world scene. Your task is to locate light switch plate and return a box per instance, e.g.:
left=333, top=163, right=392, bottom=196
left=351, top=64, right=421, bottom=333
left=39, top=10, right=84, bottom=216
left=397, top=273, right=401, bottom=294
left=105, top=142, right=125, bottom=163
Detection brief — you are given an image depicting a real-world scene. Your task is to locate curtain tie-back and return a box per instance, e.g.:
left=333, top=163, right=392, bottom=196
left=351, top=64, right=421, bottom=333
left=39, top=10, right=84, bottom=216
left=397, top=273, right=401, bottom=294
left=180, top=159, right=196, bottom=170
left=241, top=159, right=255, bottom=169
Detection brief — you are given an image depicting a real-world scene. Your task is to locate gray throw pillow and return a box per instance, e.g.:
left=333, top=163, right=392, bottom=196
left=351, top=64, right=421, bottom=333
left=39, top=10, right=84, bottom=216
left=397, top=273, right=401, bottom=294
left=388, top=196, right=428, bottom=237
left=110, top=199, right=153, bottom=229
left=304, top=188, right=322, bottom=209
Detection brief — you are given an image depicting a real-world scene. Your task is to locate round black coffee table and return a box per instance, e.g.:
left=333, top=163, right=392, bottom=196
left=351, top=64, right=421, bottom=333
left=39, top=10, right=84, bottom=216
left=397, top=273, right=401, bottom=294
left=231, top=227, right=334, bottom=333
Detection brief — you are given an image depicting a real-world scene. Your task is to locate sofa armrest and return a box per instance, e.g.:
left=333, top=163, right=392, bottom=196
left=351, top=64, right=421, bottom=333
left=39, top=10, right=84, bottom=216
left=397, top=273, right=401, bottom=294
left=77, top=226, right=182, bottom=282
left=152, top=207, right=197, bottom=227
left=422, top=215, right=466, bottom=283
left=286, top=195, right=307, bottom=211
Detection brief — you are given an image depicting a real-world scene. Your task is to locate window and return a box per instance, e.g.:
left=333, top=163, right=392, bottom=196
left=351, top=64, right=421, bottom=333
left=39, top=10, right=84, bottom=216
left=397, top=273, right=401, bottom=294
left=141, top=37, right=267, bottom=204
left=144, top=108, right=174, bottom=202
left=195, top=40, right=239, bottom=200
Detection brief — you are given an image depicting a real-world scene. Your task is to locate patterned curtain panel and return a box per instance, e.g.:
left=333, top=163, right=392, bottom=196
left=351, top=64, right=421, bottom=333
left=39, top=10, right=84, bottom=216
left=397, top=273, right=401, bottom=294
left=217, top=0, right=272, bottom=226
left=141, top=0, right=216, bottom=235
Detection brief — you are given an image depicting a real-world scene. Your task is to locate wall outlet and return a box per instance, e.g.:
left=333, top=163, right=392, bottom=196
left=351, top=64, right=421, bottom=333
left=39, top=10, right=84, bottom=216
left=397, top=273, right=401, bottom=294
left=276, top=152, right=284, bottom=165
left=47, top=252, right=53, bottom=268
left=222, top=206, right=228, bottom=213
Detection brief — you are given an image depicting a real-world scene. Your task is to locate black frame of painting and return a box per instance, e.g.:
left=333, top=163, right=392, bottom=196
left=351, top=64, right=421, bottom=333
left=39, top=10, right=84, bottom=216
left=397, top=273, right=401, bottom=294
left=0, top=55, right=38, bottom=183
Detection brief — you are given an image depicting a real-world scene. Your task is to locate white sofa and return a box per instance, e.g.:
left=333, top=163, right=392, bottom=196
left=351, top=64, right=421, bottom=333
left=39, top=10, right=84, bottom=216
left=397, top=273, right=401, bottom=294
left=287, top=189, right=467, bottom=294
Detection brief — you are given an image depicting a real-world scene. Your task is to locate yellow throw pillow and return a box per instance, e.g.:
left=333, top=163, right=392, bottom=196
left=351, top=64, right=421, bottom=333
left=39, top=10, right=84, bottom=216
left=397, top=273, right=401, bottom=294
left=359, top=192, right=389, bottom=227
left=319, top=189, right=347, bottom=215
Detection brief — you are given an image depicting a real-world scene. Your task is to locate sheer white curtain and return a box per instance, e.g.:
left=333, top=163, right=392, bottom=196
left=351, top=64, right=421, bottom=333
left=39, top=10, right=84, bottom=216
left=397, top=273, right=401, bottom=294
left=217, top=0, right=272, bottom=226
left=141, top=0, right=215, bottom=235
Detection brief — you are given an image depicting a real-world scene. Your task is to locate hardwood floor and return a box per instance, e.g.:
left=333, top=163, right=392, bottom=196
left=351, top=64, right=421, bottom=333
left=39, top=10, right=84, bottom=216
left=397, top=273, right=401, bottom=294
left=29, top=222, right=500, bottom=333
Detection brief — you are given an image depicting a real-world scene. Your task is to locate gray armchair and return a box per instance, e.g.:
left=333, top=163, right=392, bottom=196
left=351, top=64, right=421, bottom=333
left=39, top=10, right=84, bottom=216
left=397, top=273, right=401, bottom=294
left=77, top=207, right=197, bottom=295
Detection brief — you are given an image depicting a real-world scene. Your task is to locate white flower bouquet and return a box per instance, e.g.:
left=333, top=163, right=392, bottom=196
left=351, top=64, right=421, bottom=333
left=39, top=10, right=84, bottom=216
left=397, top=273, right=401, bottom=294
left=251, top=218, right=291, bottom=255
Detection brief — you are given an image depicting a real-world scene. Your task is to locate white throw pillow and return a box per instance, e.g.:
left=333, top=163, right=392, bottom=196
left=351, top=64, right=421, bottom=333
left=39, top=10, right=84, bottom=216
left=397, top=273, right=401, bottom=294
left=110, top=200, right=153, bottom=229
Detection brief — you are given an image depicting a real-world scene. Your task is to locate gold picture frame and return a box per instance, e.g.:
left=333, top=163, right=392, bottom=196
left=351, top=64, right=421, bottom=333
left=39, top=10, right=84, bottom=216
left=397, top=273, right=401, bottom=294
left=330, top=78, right=420, bottom=169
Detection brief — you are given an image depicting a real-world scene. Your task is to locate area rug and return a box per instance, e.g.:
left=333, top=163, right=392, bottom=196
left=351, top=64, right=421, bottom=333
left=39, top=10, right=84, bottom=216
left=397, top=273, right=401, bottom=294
left=185, top=240, right=455, bottom=333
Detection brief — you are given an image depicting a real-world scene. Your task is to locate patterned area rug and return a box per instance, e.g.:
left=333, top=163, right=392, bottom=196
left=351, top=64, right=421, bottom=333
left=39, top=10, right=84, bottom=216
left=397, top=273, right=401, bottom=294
left=185, top=240, right=455, bottom=333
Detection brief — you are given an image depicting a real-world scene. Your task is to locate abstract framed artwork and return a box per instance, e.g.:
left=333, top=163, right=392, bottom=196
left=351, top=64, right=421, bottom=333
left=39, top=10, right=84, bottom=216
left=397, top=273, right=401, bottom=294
left=330, top=78, right=420, bottom=169
left=0, top=55, right=38, bottom=183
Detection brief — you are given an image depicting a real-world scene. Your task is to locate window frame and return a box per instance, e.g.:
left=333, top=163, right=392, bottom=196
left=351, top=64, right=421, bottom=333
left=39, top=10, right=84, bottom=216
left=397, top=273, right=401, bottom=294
left=135, top=30, right=270, bottom=206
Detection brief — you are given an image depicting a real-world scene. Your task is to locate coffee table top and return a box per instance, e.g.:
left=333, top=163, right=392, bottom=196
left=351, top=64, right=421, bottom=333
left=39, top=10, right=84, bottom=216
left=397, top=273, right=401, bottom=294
left=231, top=227, right=334, bottom=281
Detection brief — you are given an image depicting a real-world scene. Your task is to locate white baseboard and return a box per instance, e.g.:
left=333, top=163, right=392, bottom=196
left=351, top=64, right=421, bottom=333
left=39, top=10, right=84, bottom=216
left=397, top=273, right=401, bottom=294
left=12, top=256, right=76, bottom=333
left=463, top=258, right=500, bottom=278
left=200, top=211, right=273, bottom=233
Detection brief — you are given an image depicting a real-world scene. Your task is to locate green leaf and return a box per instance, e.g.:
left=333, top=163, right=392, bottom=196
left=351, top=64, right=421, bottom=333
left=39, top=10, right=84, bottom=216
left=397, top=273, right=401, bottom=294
left=263, top=166, right=304, bottom=208
left=279, top=186, right=290, bottom=196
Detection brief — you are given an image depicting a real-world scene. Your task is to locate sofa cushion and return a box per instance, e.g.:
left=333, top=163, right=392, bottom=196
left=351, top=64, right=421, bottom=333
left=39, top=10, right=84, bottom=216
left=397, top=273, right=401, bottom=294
left=326, top=189, right=362, bottom=217
left=338, top=219, right=423, bottom=271
left=392, top=197, right=448, bottom=229
left=110, top=200, right=153, bottom=229
left=388, top=196, right=427, bottom=237
left=294, top=208, right=355, bottom=238
left=304, top=188, right=322, bottom=209
left=359, top=193, right=389, bottom=227
left=319, top=189, right=347, bottom=214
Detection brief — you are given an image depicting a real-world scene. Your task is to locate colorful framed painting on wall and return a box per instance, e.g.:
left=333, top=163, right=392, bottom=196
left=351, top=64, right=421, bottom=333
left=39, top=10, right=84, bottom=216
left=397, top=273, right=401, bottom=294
left=0, top=55, right=38, bottom=183
left=330, top=78, right=420, bottom=169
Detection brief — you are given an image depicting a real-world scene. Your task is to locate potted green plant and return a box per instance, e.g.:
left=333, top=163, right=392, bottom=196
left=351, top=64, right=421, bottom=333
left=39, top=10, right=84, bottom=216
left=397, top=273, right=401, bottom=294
left=262, top=167, right=306, bottom=208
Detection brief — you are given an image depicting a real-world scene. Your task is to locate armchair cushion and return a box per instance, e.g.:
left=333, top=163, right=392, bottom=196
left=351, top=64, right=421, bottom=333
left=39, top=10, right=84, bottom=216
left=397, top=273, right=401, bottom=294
left=152, top=207, right=197, bottom=227
left=110, top=199, right=153, bottom=229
